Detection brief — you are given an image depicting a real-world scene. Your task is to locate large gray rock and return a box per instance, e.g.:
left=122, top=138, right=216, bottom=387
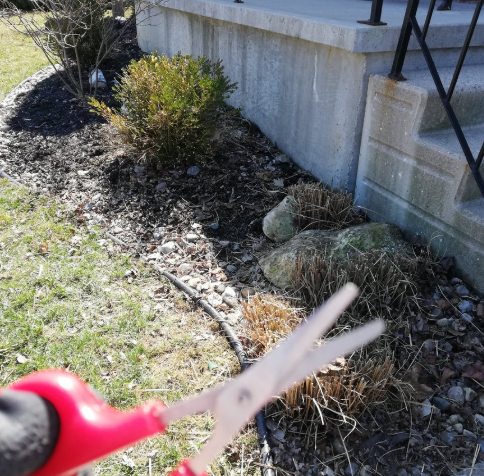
left=260, top=222, right=411, bottom=289
left=262, top=195, right=298, bottom=243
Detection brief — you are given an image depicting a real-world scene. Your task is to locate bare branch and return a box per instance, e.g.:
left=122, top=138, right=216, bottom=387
left=0, top=0, right=167, bottom=103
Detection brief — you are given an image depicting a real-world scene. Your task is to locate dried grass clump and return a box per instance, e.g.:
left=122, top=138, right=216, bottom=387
left=288, top=182, right=363, bottom=232
left=283, top=356, right=396, bottom=421
left=294, top=251, right=420, bottom=320
left=241, top=293, right=400, bottom=428
left=269, top=250, right=422, bottom=427
left=241, top=294, right=301, bottom=358
left=243, top=249, right=423, bottom=429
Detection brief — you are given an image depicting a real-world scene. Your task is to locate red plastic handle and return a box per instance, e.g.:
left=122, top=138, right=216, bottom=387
left=170, top=460, right=208, bottom=476
left=9, top=370, right=167, bottom=476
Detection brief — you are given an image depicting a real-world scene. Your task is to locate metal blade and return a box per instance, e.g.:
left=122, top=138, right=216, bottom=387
left=273, top=319, right=385, bottom=396
left=160, top=385, right=224, bottom=426
left=189, top=284, right=366, bottom=474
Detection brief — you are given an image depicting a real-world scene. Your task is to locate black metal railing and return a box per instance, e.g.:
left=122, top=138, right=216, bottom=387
left=388, top=0, right=484, bottom=199
left=358, top=0, right=387, bottom=26
left=357, top=0, right=454, bottom=27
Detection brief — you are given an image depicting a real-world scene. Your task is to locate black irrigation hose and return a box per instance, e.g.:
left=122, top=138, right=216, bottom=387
left=155, top=268, right=275, bottom=476
left=0, top=169, right=26, bottom=188
left=104, top=231, right=128, bottom=247
left=0, top=170, right=275, bottom=476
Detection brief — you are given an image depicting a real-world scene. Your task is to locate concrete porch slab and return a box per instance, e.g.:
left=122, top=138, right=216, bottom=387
left=140, top=0, right=484, bottom=53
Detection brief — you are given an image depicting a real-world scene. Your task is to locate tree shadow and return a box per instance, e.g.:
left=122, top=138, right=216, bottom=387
left=6, top=27, right=142, bottom=136
left=6, top=72, right=103, bottom=136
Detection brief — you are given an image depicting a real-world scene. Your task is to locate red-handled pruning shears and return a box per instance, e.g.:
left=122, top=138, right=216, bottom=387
left=8, top=284, right=384, bottom=476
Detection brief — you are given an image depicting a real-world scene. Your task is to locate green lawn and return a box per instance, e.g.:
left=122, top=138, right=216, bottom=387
left=0, top=14, right=49, bottom=101
left=0, top=182, right=255, bottom=475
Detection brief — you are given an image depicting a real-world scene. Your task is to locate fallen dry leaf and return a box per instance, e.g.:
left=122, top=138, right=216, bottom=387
left=463, top=361, right=484, bottom=381
left=440, top=367, right=455, bottom=385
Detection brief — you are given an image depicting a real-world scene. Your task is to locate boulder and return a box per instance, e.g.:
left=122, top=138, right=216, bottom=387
left=262, top=195, right=298, bottom=243
left=260, top=222, right=411, bottom=289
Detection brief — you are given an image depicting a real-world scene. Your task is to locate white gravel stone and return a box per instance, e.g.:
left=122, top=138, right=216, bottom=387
left=453, top=423, right=463, bottom=434
left=464, top=387, right=478, bottom=402
left=222, top=287, right=237, bottom=298
left=177, top=263, right=193, bottom=276
left=160, top=242, right=176, bottom=254
left=186, top=233, right=198, bottom=242
left=447, top=386, right=465, bottom=405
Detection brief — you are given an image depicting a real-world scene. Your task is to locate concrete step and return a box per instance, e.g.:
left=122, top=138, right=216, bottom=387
left=420, top=123, right=484, bottom=160
left=419, top=124, right=484, bottom=202
left=356, top=71, right=484, bottom=291
left=458, top=197, right=484, bottom=223
left=398, top=64, right=484, bottom=132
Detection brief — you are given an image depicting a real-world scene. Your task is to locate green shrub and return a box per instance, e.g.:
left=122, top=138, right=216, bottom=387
left=90, top=53, right=237, bottom=165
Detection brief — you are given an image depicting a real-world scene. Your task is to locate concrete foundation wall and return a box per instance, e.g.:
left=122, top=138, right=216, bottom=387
left=137, top=0, right=484, bottom=191
left=138, top=6, right=366, bottom=189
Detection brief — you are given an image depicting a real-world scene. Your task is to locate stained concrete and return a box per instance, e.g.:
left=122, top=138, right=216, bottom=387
left=137, top=0, right=484, bottom=190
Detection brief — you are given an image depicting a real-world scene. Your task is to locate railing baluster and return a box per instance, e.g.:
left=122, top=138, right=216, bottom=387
left=477, top=141, right=484, bottom=169
left=389, top=0, right=484, bottom=199
left=447, top=0, right=484, bottom=102
left=410, top=17, right=484, bottom=197
left=389, top=0, right=421, bottom=80
left=357, top=0, right=387, bottom=26
left=422, top=0, right=437, bottom=41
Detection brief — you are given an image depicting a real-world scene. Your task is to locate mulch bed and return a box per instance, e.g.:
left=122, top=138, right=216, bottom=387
left=2, top=25, right=484, bottom=476
left=0, top=31, right=310, bottom=287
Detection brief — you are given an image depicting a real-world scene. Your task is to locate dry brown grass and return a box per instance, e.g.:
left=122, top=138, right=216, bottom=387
left=284, top=356, right=396, bottom=420
left=288, top=182, right=363, bottom=232
left=241, top=292, right=401, bottom=428
left=247, top=183, right=432, bottom=430
left=279, top=250, right=425, bottom=426
left=242, top=248, right=429, bottom=428
left=294, top=251, right=422, bottom=321
left=241, top=294, right=301, bottom=358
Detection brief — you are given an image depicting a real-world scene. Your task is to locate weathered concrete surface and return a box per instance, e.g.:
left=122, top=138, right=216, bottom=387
left=137, top=0, right=483, bottom=191
left=355, top=67, right=484, bottom=292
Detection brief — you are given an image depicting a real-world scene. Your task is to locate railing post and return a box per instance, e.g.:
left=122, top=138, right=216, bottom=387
left=357, top=0, right=387, bottom=26
left=388, top=0, right=421, bottom=81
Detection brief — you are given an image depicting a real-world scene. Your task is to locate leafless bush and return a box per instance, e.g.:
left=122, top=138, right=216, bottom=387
left=0, top=0, right=164, bottom=103
left=288, top=182, right=363, bottom=232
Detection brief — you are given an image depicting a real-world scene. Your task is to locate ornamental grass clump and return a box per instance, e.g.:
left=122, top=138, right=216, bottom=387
left=90, top=53, right=237, bottom=165
left=288, top=182, right=363, bottom=232
left=241, top=293, right=402, bottom=428
left=241, top=294, right=301, bottom=358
